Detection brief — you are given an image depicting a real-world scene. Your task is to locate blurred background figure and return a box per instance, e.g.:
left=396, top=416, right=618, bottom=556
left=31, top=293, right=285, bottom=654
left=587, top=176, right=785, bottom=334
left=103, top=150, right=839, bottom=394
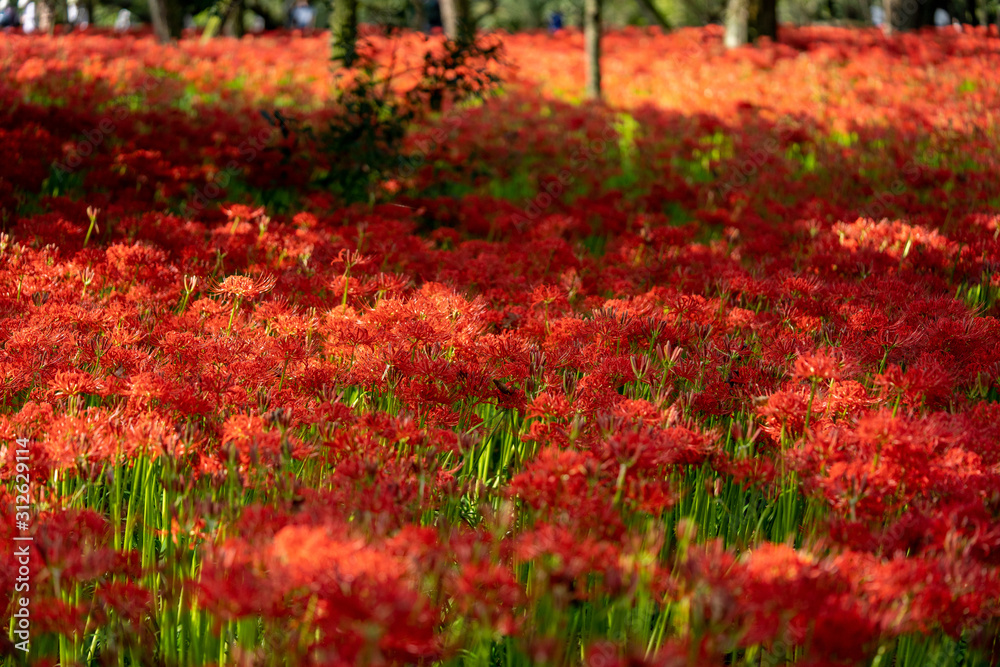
left=933, top=7, right=950, bottom=25
left=20, top=0, right=35, bottom=32
left=548, top=9, right=563, bottom=32
left=67, top=0, right=88, bottom=29
left=0, top=0, right=18, bottom=28
left=425, top=0, right=441, bottom=31
left=289, top=0, right=314, bottom=29
left=114, top=6, right=130, bottom=31
left=869, top=3, right=885, bottom=26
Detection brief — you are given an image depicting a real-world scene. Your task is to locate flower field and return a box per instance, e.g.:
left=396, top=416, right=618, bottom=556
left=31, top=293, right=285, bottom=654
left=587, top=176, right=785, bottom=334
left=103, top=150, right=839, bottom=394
left=2, top=24, right=1000, bottom=666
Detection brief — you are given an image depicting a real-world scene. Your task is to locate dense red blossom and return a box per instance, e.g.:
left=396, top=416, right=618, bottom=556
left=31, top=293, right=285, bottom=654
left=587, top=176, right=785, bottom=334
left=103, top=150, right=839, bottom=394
left=2, top=23, right=999, bottom=666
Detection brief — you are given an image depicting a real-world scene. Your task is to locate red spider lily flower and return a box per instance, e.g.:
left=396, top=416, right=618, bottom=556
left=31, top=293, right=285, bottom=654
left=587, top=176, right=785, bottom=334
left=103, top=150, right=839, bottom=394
left=584, top=638, right=704, bottom=667
left=220, top=204, right=267, bottom=224
left=791, top=349, right=851, bottom=383
left=447, top=561, right=525, bottom=635
left=221, top=414, right=284, bottom=468
left=212, top=273, right=277, bottom=301
left=526, top=390, right=575, bottom=421
left=758, top=387, right=826, bottom=438
left=46, top=370, right=103, bottom=399
left=515, top=522, right=627, bottom=601
left=95, top=581, right=154, bottom=626
left=199, top=520, right=444, bottom=663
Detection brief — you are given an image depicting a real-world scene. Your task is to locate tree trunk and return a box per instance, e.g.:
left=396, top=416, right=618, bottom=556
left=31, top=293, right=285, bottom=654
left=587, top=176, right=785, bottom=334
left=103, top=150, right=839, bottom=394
left=222, top=0, right=244, bottom=36
left=440, top=0, right=457, bottom=36
left=410, top=0, right=426, bottom=30
left=634, top=0, right=671, bottom=28
left=886, top=0, right=938, bottom=30
left=149, top=0, right=183, bottom=42
left=755, top=0, right=777, bottom=40
left=440, top=0, right=472, bottom=43
left=916, top=0, right=935, bottom=28
left=725, top=0, right=749, bottom=47
left=37, top=0, right=55, bottom=33
left=584, top=0, right=602, bottom=100
left=331, top=0, right=358, bottom=68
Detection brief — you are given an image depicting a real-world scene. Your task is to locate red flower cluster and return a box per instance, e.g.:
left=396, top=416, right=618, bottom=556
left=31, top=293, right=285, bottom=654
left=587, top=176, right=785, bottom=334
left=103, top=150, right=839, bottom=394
left=1, top=24, right=999, bottom=666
